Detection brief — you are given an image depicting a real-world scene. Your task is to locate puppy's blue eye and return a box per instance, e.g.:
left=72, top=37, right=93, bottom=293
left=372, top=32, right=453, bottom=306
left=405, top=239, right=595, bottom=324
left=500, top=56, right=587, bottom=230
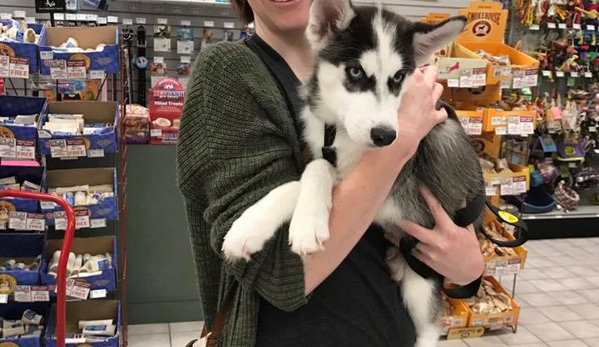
left=393, top=71, right=404, bottom=84
left=348, top=67, right=364, bottom=80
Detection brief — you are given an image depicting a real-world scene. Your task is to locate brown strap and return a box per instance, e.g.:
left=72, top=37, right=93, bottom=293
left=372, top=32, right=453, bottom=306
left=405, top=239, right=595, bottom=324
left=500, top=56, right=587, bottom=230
left=201, top=281, right=239, bottom=346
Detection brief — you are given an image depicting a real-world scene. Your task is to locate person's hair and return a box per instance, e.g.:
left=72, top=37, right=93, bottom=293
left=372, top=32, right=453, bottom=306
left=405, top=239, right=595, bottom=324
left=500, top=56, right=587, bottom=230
left=231, top=0, right=254, bottom=25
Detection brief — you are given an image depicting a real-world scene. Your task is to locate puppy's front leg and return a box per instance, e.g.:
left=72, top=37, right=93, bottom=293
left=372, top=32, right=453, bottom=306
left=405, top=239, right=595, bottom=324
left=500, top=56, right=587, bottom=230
left=402, top=266, right=441, bottom=347
left=289, top=159, right=337, bottom=256
left=223, top=181, right=300, bottom=261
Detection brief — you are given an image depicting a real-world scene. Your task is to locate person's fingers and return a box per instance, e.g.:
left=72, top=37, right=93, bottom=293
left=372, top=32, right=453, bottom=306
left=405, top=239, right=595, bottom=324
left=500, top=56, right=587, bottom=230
left=420, top=187, right=453, bottom=228
left=466, top=224, right=476, bottom=234
left=435, top=108, right=448, bottom=123
left=460, top=200, right=467, bottom=209
left=411, top=246, right=434, bottom=267
left=385, top=232, right=400, bottom=247
left=399, top=220, right=437, bottom=245
left=432, top=82, right=444, bottom=101
left=422, top=65, right=439, bottom=88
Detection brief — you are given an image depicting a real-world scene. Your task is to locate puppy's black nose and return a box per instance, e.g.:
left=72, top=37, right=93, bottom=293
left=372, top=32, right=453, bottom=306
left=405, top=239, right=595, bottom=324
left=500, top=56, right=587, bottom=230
left=370, top=127, right=396, bottom=147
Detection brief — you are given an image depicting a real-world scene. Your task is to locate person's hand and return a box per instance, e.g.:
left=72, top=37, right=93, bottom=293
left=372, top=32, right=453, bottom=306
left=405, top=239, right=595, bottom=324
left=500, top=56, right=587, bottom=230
left=394, top=66, right=448, bottom=157
left=387, top=187, right=484, bottom=286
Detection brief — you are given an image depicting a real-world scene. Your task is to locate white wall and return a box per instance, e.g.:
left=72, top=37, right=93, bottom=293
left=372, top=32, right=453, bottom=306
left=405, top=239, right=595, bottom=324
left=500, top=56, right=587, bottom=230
left=354, top=0, right=470, bottom=20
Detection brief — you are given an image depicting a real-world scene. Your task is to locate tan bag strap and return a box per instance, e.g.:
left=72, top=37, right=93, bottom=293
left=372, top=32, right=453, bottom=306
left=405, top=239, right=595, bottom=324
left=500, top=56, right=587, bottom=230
left=201, top=281, right=239, bottom=346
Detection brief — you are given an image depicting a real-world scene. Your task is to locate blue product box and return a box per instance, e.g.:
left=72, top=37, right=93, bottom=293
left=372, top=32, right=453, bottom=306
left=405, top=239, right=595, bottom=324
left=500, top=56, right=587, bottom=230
left=45, top=300, right=119, bottom=347
left=0, top=165, right=46, bottom=215
left=42, top=167, right=118, bottom=225
left=38, top=101, right=118, bottom=157
left=40, top=236, right=117, bottom=292
left=0, top=302, right=49, bottom=347
left=0, top=234, right=44, bottom=295
left=0, top=20, right=45, bottom=73
left=0, top=95, right=48, bottom=160
left=38, top=26, right=119, bottom=75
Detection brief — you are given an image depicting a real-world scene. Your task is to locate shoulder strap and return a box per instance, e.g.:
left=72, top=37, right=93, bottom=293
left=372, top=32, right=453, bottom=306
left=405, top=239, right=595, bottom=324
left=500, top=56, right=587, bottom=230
left=201, top=281, right=239, bottom=345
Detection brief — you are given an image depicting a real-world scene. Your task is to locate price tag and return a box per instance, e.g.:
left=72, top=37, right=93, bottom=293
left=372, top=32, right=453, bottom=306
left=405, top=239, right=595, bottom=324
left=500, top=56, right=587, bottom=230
left=573, top=23, right=582, bottom=30
left=91, top=218, right=107, bottom=229
left=224, top=22, right=235, bottom=29
left=556, top=71, right=565, bottom=78
left=49, top=60, right=67, bottom=80
left=157, top=18, right=168, bottom=25
left=459, top=116, right=469, bottom=130
left=0, top=294, right=8, bottom=304
left=542, top=70, right=552, bottom=77
left=495, top=127, right=507, bottom=135
left=40, top=201, right=56, bottom=210
left=467, top=117, right=483, bottom=135
left=151, top=129, right=163, bottom=137
left=15, top=139, right=35, bottom=158
left=54, top=13, right=64, bottom=20
left=569, top=162, right=578, bottom=168
left=66, top=279, right=91, bottom=300
left=136, top=17, right=146, bottom=24
left=67, top=60, right=87, bottom=79
left=459, top=69, right=473, bottom=88
left=75, top=210, right=90, bottom=229
left=494, top=265, right=508, bottom=277
left=13, top=10, right=26, bottom=19
left=589, top=126, right=597, bottom=132
left=90, top=289, right=107, bottom=299
left=520, top=116, right=535, bottom=135
left=512, top=70, right=525, bottom=89
left=31, top=286, right=50, bottom=302
left=54, top=211, right=67, bottom=231
left=107, top=16, right=118, bottom=23
left=26, top=213, right=45, bottom=231
left=500, top=79, right=512, bottom=89
left=589, top=25, right=597, bottom=31
left=8, top=211, right=27, bottom=230
left=40, top=51, right=53, bottom=60
left=25, top=17, right=36, bottom=24
left=154, top=56, right=164, bottom=64
left=66, top=13, right=77, bottom=21
left=447, top=79, right=459, bottom=87
left=0, top=13, right=12, bottom=20
left=87, top=14, right=98, bottom=22
left=571, top=71, right=580, bottom=78
left=66, top=139, right=86, bottom=157
left=524, top=69, right=538, bottom=87
left=512, top=176, right=527, bottom=194
left=14, top=286, right=32, bottom=302
left=548, top=22, right=557, bottom=29
left=486, top=186, right=497, bottom=196
left=89, top=70, right=105, bottom=80
left=558, top=23, right=567, bottom=29
left=177, top=41, right=194, bottom=54
left=87, top=149, right=105, bottom=158
left=181, top=56, right=191, bottom=64
left=97, top=17, right=107, bottom=25
left=530, top=24, right=540, bottom=31
left=472, top=68, right=486, bottom=87
left=204, top=21, right=214, bottom=27
left=586, top=71, right=593, bottom=78
left=0, top=56, right=9, bottom=78
left=123, top=18, right=133, bottom=26
left=491, top=116, right=505, bottom=126
left=49, top=139, right=68, bottom=158
left=0, top=138, right=16, bottom=157
left=181, top=20, right=191, bottom=26
left=506, top=260, right=522, bottom=275
left=76, top=14, right=87, bottom=21
left=9, top=57, right=29, bottom=79
left=508, top=116, right=521, bottom=135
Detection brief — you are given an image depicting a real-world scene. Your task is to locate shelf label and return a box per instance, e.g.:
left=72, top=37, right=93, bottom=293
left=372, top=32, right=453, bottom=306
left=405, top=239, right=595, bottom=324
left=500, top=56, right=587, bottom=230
left=66, top=139, right=87, bottom=157
left=97, top=17, right=107, bottom=25
left=495, top=127, right=507, bottom=135
left=75, top=210, right=90, bottom=229
left=512, top=176, right=527, bottom=194
left=49, top=60, right=67, bottom=80
left=520, top=116, right=535, bottom=135
left=0, top=294, right=8, bottom=304
left=589, top=24, right=596, bottom=31
left=204, top=21, right=214, bottom=27
left=90, top=218, right=107, bottom=229
left=181, top=20, right=191, bottom=26
left=558, top=23, right=567, bottom=29
left=13, top=10, right=26, bottom=19
left=524, top=69, right=538, bottom=87
left=67, top=60, right=87, bottom=79
left=66, top=279, right=90, bottom=300
left=90, top=289, right=107, bottom=299
left=54, top=211, right=67, bottom=230
left=89, top=70, right=105, bottom=80
left=157, top=18, right=168, bottom=25
left=123, top=18, right=133, bottom=26
left=107, top=16, right=118, bottom=24
left=151, top=129, right=162, bottom=137
left=8, top=211, right=27, bottom=230
left=26, top=17, right=36, bottom=24
left=573, top=23, right=582, bottom=30
left=54, top=13, right=65, bottom=21
left=135, top=17, right=146, bottom=24
left=8, top=57, right=29, bottom=79
left=0, top=13, right=12, bottom=20
left=508, top=116, right=521, bottom=135
left=49, top=139, right=68, bottom=158
left=447, top=79, right=459, bottom=88
left=548, top=22, right=557, bottom=29
left=512, top=70, right=525, bottom=89
left=459, top=69, right=473, bottom=88
left=26, top=213, right=46, bottom=231
left=87, top=149, right=105, bottom=158
left=224, top=22, right=235, bottom=29
left=472, top=67, right=486, bottom=87
left=66, top=13, right=77, bottom=21
left=486, top=186, right=497, bottom=196
left=467, top=117, right=483, bottom=135
left=40, top=201, right=56, bottom=210
left=14, top=285, right=32, bottom=302
left=556, top=71, right=565, bottom=78
left=0, top=56, right=7, bottom=78
left=0, top=138, right=16, bottom=157
left=542, top=70, right=552, bottom=77
left=586, top=71, right=593, bottom=78
left=31, top=286, right=50, bottom=302
left=76, top=13, right=87, bottom=21
left=40, top=51, right=53, bottom=60
left=530, top=24, right=540, bottom=31
left=571, top=71, right=580, bottom=78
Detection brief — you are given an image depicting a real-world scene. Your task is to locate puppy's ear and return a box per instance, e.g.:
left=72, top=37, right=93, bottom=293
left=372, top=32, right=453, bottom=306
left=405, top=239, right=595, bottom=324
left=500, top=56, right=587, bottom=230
left=411, top=16, right=467, bottom=67
left=307, top=0, right=356, bottom=51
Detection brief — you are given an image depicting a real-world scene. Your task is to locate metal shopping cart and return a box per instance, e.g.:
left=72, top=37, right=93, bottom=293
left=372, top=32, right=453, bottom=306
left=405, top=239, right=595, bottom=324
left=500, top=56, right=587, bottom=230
left=0, top=189, right=75, bottom=347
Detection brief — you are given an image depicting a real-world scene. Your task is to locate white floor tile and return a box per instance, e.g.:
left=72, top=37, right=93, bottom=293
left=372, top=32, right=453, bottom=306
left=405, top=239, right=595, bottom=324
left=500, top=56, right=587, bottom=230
left=497, top=326, right=542, bottom=345
left=559, top=321, right=599, bottom=339
left=566, top=267, right=599, bottom=278
left=511, top=344, right=550, bottom=347
left=546, top=291, right=590, bottom=305
left=169, top=321, right=204, bottom=333
left=518, top=307, right=552, bottom=325
left=516, top=281, right=543, bottom=294
left=128, top=333, right=171, bottom=347
left=584, top=338, right=599, bottom=347
left=518, top=293, right=560, bottom=307
left=541, top=268, right=578, bottom=280
left=519, top=269, right=550, bottom=281
left=438, top=339, right=470, bottom=347
left=580, top=289, right=599, bottom=303
left=551, top=256, right=583, bottom=267
left=547, top=340, right=590, bottom=347
left=463, top=335, right=508, bottom=347
left=560, top=278, right=597, bottom=291
left=537, top=306, right=584, bottom=322
left=128, top=323, right=170, bottom=336
left=529, top=279, right=570, bottom=292
left=587, top=277, right=599, bottom=287
left=568, top=304, right=599, bottom=320
left=171, top=331, right=202, bottom=347
left=526, top=322, right=575, bottom=342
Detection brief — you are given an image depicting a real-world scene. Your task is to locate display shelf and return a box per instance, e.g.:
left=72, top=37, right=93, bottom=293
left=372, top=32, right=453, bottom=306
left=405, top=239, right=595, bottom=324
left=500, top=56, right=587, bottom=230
left=523, top=204, right=599, bottom=220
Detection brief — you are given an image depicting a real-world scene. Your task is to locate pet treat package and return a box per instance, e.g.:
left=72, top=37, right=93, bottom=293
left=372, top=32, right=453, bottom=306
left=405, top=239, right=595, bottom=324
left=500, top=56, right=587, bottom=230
left=148, top=77, right=185, bottom=145
left=122, top=104, right=150, bottom=144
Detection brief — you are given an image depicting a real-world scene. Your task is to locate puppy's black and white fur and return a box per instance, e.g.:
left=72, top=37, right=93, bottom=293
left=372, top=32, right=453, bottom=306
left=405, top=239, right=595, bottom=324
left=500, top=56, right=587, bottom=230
left=223, top=2, right=484, bottom=347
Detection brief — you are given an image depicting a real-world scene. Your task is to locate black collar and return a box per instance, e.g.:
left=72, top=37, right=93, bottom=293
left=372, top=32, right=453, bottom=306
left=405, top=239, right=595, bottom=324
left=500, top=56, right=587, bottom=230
left=322, top=124, right=338, bottom=167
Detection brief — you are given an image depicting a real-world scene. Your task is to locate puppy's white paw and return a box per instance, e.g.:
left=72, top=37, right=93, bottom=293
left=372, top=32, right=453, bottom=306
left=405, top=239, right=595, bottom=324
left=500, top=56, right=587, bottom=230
left=222, top=212, right=275, bottom=262
left=415, top=337, right=438, bottom=347
left=386, top=247, right=406, bottom=282
left=289, top=205, right=330, bottom=256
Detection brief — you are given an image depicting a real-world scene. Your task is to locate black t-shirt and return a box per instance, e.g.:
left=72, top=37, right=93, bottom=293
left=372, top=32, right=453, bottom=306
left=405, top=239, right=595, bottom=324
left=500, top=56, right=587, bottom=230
left=246, top=34, right=417, bottom=347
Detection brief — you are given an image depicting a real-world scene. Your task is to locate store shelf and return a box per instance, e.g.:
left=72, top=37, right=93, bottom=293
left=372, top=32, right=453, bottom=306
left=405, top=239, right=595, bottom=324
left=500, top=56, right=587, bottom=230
left=523, top=205, right=599, bottom=220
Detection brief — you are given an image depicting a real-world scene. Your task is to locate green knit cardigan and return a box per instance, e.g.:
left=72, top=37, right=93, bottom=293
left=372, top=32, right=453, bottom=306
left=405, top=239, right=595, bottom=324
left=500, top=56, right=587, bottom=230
left=176, top=41, right=308, bottom=347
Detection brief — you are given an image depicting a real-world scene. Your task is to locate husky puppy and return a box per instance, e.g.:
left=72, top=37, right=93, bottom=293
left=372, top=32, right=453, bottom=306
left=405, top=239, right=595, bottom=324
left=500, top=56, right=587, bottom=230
left=223, top=1, right=485, bottom=346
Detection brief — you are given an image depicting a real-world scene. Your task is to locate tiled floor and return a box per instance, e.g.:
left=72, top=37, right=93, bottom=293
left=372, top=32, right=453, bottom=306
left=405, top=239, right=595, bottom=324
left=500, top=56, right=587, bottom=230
left=128, top=237, right=599, bottom=347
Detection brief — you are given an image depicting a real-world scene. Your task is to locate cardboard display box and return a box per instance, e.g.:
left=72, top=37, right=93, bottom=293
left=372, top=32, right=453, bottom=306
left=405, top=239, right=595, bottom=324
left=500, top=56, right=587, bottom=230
left=40, top=236, right=117, bottom=292
left=42, top=168, right=118, bottom=226
left=482, top=219, right=528, bottom=277
left=0, top=20, right=45, bottom=75
left=0, top=165, right=46, bottom=217
left=440, top=297, right=469, bottom=336
left=436, top=43, right=488, bottom=86
left=484, top=107, right=537, bottom=135
left=0, top=95, right=48, bottom=160
left=483, top=159, right=530, bottom=197
left=38, top=26, right=119, bottom=75
left=45, top=300, right=119, bottom=347
left=0, top=302, right=50, bottom=347
left=454, top=107, right=485, bottom=136
left=0, top=234, right=44, bottom=295
left=38, top=101, right=118, bottom=158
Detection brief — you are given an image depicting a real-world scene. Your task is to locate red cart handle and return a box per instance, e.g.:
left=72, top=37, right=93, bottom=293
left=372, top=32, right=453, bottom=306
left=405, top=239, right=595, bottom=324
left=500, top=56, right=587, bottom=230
left=0, top=189, right=75, bottom=347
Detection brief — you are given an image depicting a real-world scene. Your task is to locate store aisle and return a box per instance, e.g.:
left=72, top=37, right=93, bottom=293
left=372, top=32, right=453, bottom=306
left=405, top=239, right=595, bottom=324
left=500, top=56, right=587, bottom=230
left=128, top=237, right=599, bottom=347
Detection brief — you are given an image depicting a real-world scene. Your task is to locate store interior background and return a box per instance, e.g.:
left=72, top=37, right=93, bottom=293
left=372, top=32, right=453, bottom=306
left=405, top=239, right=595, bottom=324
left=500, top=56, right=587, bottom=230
left=0, top=0, right=476, bottom=325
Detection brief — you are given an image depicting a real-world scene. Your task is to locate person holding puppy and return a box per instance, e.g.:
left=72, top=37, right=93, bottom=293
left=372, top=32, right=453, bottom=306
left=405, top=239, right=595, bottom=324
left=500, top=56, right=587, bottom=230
left=177, top=0, right=484, bottom=346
